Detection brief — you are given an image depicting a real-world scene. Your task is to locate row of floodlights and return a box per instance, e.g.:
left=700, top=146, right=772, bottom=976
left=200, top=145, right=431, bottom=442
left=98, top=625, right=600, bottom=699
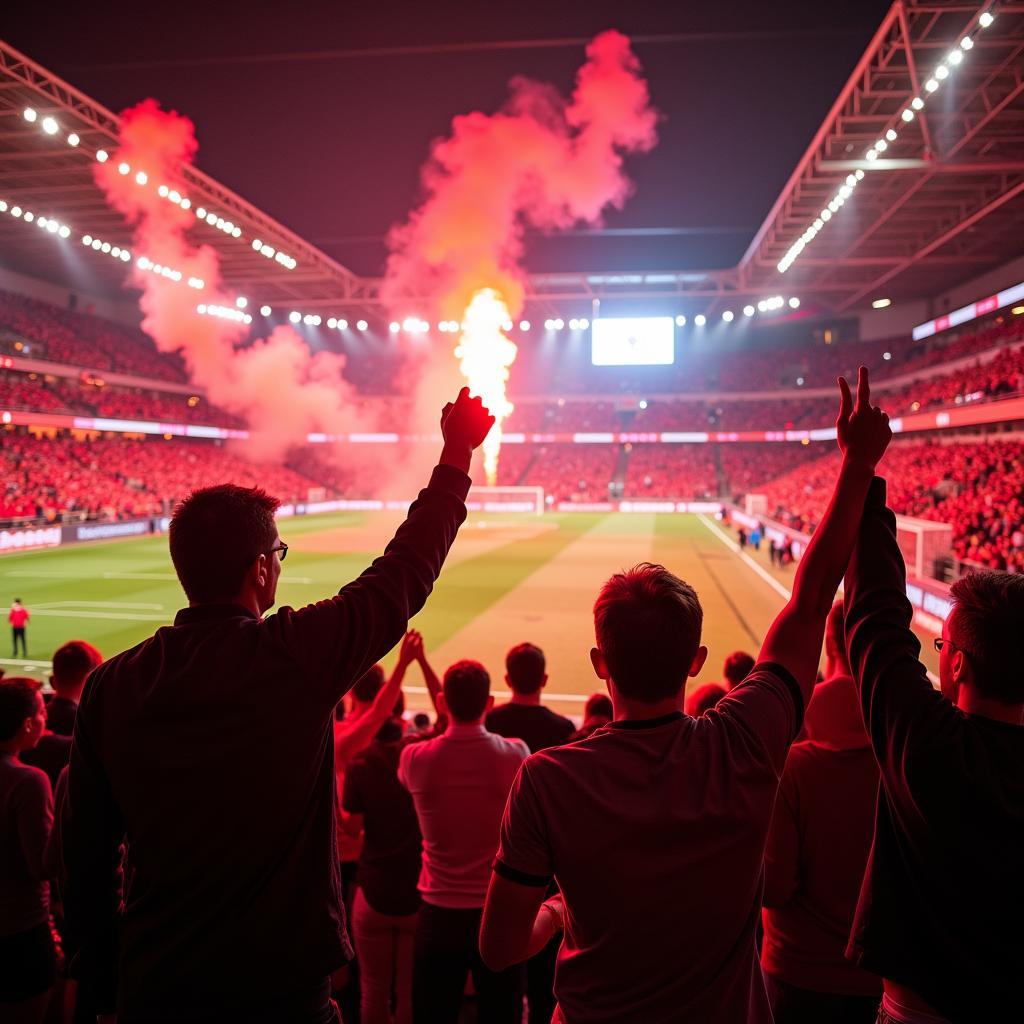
left=21, top=106, right=298, bottom=270
left=778, top=9, right=996, bottom=273
left=0, top=199, right=72, bottom=238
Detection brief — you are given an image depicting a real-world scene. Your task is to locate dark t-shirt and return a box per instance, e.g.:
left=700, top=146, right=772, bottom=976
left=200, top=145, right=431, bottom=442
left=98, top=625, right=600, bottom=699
left=486, top=702, right=575, bottom=753
left=343, top=738, right=422, bottom=917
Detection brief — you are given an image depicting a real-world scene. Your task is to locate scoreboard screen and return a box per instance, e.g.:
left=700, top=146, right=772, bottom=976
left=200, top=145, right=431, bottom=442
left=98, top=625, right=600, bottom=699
left=591, top=317, right=675, bottom=366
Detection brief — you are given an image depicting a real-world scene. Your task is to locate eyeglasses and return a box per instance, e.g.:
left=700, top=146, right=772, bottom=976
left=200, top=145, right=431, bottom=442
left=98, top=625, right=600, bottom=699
left=269, top=542, right=288, bottom=562
left=934, top=638, right=970, bottom=657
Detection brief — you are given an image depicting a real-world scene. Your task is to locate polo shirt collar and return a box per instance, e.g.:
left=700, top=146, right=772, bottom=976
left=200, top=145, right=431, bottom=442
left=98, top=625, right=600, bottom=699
left=608, top=711, right=685, bottom=731
left=174, top=603, right=259, bottom=626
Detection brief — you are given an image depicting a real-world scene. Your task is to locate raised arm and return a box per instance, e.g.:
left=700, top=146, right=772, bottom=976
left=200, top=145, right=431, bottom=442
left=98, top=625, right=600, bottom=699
left=759, top=367, right=892, bottom=705
left=843, top=477, right=950, bottom=775
left=276, top=389, right=494, bottom=705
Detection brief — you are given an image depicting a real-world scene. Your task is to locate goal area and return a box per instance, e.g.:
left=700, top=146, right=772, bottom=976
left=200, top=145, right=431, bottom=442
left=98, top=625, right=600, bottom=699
left=466, top=485, right=545, bottom=515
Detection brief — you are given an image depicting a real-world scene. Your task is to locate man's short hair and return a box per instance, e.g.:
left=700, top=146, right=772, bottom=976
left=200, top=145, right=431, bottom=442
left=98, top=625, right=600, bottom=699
left=505, top=643, right=546, bottom=695
left=593, top=563, right=703, bottom=703
left=584, top=693, right=613, bottom=721
left=722, top=651, right=755, bottom=689
left=443, top=660, right=491, bottom=723
left=949, top=570, right=1024, bottom=704
left=169, top=484, right=280, bottom=603
left=352, top=665, right=385, bottom=703
left=52, top=640, right=103, bottom=689
left=824, top=602, right=849, bottom=674
left=0, top=677, right=41, bottom=741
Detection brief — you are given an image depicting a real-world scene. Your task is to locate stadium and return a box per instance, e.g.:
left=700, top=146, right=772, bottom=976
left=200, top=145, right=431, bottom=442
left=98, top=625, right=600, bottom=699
left=1, top=3, right=1023, bottom=1022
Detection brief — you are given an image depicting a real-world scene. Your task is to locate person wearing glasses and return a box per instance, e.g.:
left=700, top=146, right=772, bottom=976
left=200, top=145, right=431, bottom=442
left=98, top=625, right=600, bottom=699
left=843, top=448, right=1024, bottom=1021
left=57, top=388, right=494, bottom=1024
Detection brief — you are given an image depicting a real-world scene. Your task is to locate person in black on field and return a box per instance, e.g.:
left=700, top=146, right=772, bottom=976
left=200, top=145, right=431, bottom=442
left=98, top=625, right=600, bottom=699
left=58, top=387, right=494, bottom=1024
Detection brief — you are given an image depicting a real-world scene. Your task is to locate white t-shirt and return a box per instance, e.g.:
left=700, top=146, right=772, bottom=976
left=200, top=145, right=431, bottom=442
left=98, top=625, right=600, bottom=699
left=399, top=723, right=528, bottom=909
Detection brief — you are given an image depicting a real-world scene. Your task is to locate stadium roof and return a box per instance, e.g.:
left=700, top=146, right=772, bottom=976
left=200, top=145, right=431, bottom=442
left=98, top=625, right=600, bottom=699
left=2, top=0, right=1024, bottom=321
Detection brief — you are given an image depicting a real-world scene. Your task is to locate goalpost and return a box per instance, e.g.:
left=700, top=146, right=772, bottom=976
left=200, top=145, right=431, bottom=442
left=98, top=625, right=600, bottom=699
left=895, top=515, right=954, bottom=582
left=467, top=485, right=545, bottom=515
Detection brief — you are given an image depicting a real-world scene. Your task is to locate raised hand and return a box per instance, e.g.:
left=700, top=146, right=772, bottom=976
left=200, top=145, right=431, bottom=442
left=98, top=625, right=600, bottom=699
left=397, top=629, right=422, bottom=668
left=441, top=387, right=495, bottom=454
left=837, top=365, right=892, bottom=471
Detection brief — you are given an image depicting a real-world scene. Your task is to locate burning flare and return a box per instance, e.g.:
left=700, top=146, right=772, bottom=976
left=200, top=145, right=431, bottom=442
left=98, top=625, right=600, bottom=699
left=454, top=289, right=517, bottom=484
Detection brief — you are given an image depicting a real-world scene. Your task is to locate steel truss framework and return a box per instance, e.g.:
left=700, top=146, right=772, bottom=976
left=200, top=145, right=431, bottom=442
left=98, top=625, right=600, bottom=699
left=1, top=1, right=1024, bottom=323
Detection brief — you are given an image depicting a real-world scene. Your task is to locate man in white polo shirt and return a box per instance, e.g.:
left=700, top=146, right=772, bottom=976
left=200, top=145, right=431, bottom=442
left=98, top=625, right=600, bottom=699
left=398, top=659, right=528, bottom=1024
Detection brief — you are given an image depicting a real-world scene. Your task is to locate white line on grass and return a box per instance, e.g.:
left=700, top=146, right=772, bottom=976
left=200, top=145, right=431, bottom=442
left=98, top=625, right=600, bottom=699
left=695, top=514, right=940, bottom=687
left=29, top=610, right=169, bottom=622
left=0, top=657, right=53, bottom=669
left=696, top=514, right=793, bottom=601
left=33, top=601, right=164, bottom=611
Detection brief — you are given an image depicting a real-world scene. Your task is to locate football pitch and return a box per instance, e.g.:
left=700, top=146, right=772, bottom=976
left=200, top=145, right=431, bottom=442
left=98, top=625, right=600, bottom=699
left=1, top=510, right=940, bottom=712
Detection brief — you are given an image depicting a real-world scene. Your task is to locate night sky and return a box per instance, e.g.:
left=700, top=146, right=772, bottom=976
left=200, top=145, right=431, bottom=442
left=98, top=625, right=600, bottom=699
left=4, top=0, right=891, bottom=277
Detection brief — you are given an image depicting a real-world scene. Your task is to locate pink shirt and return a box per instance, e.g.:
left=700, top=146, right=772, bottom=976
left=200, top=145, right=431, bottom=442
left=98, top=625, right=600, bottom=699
left=399, top=723, right=528, bottom=909
left=9, top=606, right=29, bottom=628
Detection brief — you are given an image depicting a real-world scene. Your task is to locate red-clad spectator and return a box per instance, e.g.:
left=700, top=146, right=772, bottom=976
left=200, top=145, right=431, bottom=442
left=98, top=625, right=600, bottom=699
left=723, top=650, right=755, bottom=690
left=0, top=676, right=55, bottom=1024
left=568, top=694, right=613, bottom=742
left=9, top=599, right=30, bottom=658
left=761, top=604, right=882, bottom=1022
left=683, top=681, right=726, bottom=716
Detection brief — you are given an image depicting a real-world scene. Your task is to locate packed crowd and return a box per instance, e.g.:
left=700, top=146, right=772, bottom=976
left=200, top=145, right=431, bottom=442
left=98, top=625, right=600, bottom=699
left=755, top=440, right=1024, bottom=573
left=0, top=434, right=322, bottom=523
left=3, top=378, right=1019, bottom=1024
left=0, top=290, right=186, bottom=382
left=622, top=444, right=718, bottom=499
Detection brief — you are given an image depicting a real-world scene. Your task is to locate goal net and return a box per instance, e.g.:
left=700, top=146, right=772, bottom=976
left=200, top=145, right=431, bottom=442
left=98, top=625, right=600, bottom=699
left=466, top=485, right=544, bottom=515
left=895, top=515, right=953, bottom=581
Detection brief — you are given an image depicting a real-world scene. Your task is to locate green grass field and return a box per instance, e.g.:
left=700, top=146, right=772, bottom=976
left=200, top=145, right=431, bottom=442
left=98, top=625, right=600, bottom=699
left=2, top=510, right=939, bottom=713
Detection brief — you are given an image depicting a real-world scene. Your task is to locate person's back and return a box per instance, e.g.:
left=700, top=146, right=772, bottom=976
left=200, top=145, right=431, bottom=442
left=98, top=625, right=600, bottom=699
left=400, top=660, right=528, bottom=1024
left=844, top=525, right=1024, bottom=1021
left=761, top=605, right=881, bottom=1021
left=482, top=368, right=895, bottom=1023
left=60, top=389, right=493, bottom=1022
left=485, top=642, right=574, bottom=753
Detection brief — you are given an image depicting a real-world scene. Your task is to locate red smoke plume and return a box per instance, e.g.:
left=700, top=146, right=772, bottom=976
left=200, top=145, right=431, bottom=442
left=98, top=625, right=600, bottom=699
left=382, top=30, right=659, bottom=320
left=95, top=99, right=363, bottom=460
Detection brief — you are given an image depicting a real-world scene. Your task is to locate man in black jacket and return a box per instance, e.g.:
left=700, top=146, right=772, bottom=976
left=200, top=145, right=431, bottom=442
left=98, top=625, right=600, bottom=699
left=844, top=459, right=1024, bottom=1021
left=59, top=387, right=493, bottom=1024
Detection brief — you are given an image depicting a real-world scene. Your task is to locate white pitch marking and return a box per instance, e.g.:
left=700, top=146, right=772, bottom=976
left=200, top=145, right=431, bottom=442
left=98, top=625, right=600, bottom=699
left=33, top=601, right=164, bottom=611
left=28, top=609, right=169, bottom=622
left=696, top=514, right=940, bottom=686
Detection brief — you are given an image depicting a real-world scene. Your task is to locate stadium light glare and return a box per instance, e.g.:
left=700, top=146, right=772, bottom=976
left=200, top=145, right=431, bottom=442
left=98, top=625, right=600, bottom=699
left=337, top=319, right=348, bottom=330
left=883, top=351, right=892, bottom=360
left=960, top=35, right=974, bottom=50
left=356, top=320, right=368, bottom=331
left=694, top=314, right=706, bottom=327
left=820, top=208, right=832, bottom=221
left=579, top=318, right=590, bottom=330
left=41, top=116, right=58, bottom=135
left=158, top=185, right=169, bottom=197
left=135, top=170, right=148, bottom=185
left=553, top=318, right=565, bottom=330
left=675, top=314, right=686, bottom=327
left=885, top=129, right=898, bottom=142
left=722, top=310, right=734, bottom=322
left=979, top=11, right=994, bottom=28
left=935, top=65, right=949, bottom=81
left=118, top=162, right=130, bottom=175
left=235, top=296, right=247, bottom=309
left=196, top=207, right=207, bottom=219
left=23, top=211, right=33, bottom=222
left=788, top=297, right=800, bottom=309
left=289, top=311, right=301, bottom=323
left=865, top=149, right=878, bottom=162
left=743, top=305, right=755, bottom=317
left=544, top=319, right=554, bottom=330
left=260, top=305, right=272, bottom=316
left=924, top=79, right=938, bottom=93
left=638, top=400, right=648, bottom=410
left=947, top=48, right=963, bottom=65
left=390, top=321, right=401, bottom=333
left=327, top=317, right=337, bottom=329
left=303, top=314, right=315, bottom=325
left=67, top=133, right=80, bottom=147
left=871, top=297, right=892, bottom=309
left=23, top=108, right=37, bottom=122
left=519, top=320, right=531, bottom=331
left=855, top=169, right=865, bottom=180
left=96, top=149, right=109, bottom=163
left=569, top=318, right=579, bottom=330
left=911, top=97, right=924, bottom=110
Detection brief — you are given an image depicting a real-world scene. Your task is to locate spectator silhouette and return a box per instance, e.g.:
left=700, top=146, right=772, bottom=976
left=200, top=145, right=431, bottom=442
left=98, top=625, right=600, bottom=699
left=0, top=676, right=54, bottom=1024
left=568, top=694, right=612, bottom=742
left=761, top=603, right=881, bottom=1022
left=58, top=388, right=493, bottom=1023
left=723, top=651, right=755, bottom=691
left=480, top=367, right=892, bottom=1023
left=400, top=660, right=528, bottom=1024
left=845, top=495, right=1024, bottom=1018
